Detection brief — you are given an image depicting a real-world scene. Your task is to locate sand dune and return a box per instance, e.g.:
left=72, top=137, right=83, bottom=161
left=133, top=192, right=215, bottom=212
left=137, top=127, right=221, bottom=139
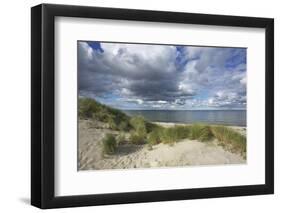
left=154, top=122, right=246, bottom=136
left=78, top=120, right=246, bottom=170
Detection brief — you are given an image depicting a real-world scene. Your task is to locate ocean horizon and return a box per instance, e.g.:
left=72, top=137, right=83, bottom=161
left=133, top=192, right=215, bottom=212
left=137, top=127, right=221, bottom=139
left=123, top=109, right=246, bottom=127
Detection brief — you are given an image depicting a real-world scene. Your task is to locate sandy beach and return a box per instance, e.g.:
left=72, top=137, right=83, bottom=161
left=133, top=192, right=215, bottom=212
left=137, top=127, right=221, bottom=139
left=78, top=119, right=246, bottom=170
left=153, top=122, right=246, bottom=136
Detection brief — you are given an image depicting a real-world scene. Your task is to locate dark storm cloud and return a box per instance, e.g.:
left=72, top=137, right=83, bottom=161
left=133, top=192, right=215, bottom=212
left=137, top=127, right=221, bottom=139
left=78, top=42, right=194, bottom=102
left=78, top=42, right=247, bottom=109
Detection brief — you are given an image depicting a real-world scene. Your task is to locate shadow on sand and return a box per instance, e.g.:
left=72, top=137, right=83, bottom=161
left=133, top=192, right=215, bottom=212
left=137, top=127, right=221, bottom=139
left=115, top=144, right=143, bottom=156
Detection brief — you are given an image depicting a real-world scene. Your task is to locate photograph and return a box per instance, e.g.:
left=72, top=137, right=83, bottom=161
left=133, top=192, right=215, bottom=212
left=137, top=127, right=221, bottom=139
left=78, top=41, right=247, bottom=171
left=30, top=3, right=274, bottom=209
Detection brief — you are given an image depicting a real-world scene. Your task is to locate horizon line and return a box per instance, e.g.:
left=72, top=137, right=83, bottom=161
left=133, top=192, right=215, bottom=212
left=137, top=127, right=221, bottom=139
left=117, top=108, right=247, bottom=111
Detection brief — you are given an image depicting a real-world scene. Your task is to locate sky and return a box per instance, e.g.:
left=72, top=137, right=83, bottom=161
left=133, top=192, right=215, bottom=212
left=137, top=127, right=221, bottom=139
left=78, top=41, right=246, bottom=110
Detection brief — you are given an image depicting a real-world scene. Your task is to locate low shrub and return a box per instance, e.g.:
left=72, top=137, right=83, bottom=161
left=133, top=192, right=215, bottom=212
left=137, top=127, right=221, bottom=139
left=102, top=134, right=117, bottom=155
left=129, top=131, right=146, bottom=144
left=145, top=122, right=159, bottom=133
left=118, top=121, right=130, bottom=131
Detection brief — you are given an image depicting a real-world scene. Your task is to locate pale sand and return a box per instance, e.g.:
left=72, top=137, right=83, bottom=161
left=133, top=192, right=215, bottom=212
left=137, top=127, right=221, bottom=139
left=78, top=120, right=246, bottom=171
left=153, top=122, right=247, bottom=136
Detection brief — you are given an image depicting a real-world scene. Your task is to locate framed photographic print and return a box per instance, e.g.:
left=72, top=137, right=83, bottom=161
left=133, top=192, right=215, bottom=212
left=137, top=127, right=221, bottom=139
left=31, top=4, right=274, bottom=209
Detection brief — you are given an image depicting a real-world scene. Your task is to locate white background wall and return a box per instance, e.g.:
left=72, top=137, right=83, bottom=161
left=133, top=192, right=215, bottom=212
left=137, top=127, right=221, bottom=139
left=0, top=0, right=279, bottom=212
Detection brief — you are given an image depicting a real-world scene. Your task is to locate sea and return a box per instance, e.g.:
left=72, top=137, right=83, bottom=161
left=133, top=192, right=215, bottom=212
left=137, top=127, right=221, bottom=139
left=123, top=110, right=246, bottom=127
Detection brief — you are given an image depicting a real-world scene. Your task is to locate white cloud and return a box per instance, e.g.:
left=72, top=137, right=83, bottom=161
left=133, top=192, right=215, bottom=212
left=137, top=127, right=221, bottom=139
left=137, top=99, right=143, bottom=104
left=78, top=42, right=246, bottom=109
left=240, top=76, right=247, bottom=85
left=157, top=100, right=168, bottom=104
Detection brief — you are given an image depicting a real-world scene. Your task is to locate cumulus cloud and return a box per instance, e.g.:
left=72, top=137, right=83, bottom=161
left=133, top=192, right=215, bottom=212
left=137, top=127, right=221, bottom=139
left=78, top=41, right=246, bottom=109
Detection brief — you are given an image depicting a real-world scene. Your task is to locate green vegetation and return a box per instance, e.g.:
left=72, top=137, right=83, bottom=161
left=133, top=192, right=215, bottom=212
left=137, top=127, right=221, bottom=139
left=129, top=116, right=147, bottom=136
left=79, top=97, right=246, bottom=156
left=147, top=127, right=163, bottom=145
left=118, top=121, right=130, bottom=131
left=129, top=131, right=146, bottom=144
left=128, top=116, right=147, bottom=144
left=79, top=97, right=131, bottom=131
left=172, top=125, right=191, bottom=140
left=211, top=126, right=246, bottom=154
left=116, top=132, right=126, bottom=145
left=102, top=134, right=117, bottom=155
left=189, top=124, right=213, bottom=141
left=161, top=128, right=178, bottom=144
left=79, top=97, right=100, bottom=119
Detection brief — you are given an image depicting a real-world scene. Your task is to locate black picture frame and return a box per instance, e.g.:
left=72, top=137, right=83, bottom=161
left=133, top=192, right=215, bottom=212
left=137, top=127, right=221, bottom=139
left=31, top=3, right=274, bottom=209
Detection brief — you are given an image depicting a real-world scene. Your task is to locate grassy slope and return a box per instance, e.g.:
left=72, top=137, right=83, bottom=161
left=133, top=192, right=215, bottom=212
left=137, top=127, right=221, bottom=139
left=79, top=97, right=132, bottom=131
left=79, top=97, right=246, bottom=156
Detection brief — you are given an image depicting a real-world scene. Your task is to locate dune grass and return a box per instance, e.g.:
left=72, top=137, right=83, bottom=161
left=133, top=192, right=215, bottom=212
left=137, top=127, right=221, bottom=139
left=129, top=116, right=147, bottom=136
left=129, top=131, right=146, bottom=144
left=189, top=124, right=214, bottom=142
left=130, top=124, right=246, bottom=155
left=159, top=125, right=190, bottom=144
left=102, top=133, right=117, bottom=155
left=147, top=126, right=164, bottom=145
left=116, top=132, right=126, bottom=145
left=79, top=97, right=246, bottom=156
left=128, top=121, right=246, bottom=155
left=211, top=126, right=246, bottom=155
left=79, top=97, right=132, bottom=131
